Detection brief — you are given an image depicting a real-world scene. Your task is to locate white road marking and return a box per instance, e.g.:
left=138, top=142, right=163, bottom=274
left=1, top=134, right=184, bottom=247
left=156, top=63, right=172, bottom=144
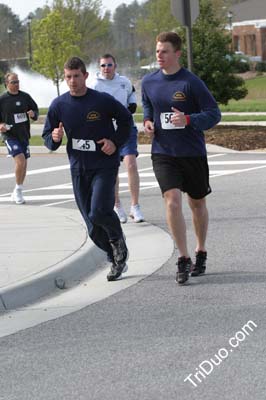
left=1, top=155, right=266, bottom=205
left=210, top=165, right=266, bottom=178
left=0, top=165, right=70, bottom=180
left=208, top=153, right=226, bottom=158
left=42, top=199, right=76, bottom=207
left=209, top=160, right=266, bottom=165
left=0, top=183, right=73, bottom=197
left=120, top=181, right=159, bottom=187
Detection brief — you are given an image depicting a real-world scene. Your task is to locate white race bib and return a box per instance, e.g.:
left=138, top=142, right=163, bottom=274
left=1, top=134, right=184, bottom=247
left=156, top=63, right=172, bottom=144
left=72, top=139, right=96, bottom=152
left=14, top=113, right=27, bottom=123
left=160, top=112, right=185, bottom=130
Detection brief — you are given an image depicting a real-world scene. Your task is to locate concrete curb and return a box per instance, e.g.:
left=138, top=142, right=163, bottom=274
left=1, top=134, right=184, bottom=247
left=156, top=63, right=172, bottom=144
left=0, top=218, right=174, bottom=314
left=0, top=238, right=105, bottom=311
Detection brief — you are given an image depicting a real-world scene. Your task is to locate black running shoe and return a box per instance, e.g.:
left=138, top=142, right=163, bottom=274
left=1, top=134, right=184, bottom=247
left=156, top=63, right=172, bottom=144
left=107, top=263, right=128, bottom=282
left=107, top=236, right=129, bottom=281
left=191, top=251, right=207, bottom=276
left=175, top=256, right=192, bottom=285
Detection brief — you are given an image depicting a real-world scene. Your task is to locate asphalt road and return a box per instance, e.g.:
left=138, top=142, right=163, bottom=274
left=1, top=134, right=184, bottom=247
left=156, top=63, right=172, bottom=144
left=0, top=150, right=266, bottom=400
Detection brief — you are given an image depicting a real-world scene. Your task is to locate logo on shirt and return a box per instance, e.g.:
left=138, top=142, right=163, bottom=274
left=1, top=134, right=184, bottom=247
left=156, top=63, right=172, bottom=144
left=87, top=111, right=101, bottom=121
left=172, top=92, right=186, bottom=101
left=16, top=101, right=21, bottom=106
left=120, top=84, right=126, bottom=89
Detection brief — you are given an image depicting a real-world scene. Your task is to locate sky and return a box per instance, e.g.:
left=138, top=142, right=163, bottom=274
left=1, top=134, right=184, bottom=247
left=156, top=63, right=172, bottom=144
left=0, top=0, right=135, bottom=20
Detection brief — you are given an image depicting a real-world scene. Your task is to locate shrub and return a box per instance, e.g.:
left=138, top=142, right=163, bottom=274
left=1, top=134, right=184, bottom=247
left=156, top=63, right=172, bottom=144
left=230, top=54, right=250, bottom=73
left=255, top=62, right=266, bottom=72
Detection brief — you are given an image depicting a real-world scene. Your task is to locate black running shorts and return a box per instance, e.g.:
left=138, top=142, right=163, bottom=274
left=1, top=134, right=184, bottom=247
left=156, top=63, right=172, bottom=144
left=152, top=154, right=211, bottom=199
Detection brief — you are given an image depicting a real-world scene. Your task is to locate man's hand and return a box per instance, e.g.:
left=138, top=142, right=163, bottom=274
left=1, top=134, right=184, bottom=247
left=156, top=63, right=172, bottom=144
left=0, top=123, right=7, bottom=133
left=27, top=110, right=35, bottom=119
left=144, top=120, right=155, bottom=139
left=97, top=138, right=116, bottom=155
left=170, top=107, right=186, bottom=127
left=52, top=122, right=64, bottom=142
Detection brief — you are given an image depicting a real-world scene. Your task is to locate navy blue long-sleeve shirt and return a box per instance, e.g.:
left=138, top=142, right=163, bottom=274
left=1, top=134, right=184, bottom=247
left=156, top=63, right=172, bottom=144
left=43, top=88, right=133, bottom=172
left=141, top=67, right=221, bottom=157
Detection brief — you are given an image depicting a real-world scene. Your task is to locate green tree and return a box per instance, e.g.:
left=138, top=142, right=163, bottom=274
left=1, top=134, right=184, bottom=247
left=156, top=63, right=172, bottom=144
left=28, top=5, right=51, bottom=20
left=137, top=0, right=177, bottom=35
left=0, top=4, right=26, bottom=62
left=136, top=0, right=178, bottom=63
left=192, top=0, right=247, bottom=104
left=52, top=0, right=111, bottom=62
left=31, top=10, right=81, bottom=96
left=111, top=1, right=143, bottom=66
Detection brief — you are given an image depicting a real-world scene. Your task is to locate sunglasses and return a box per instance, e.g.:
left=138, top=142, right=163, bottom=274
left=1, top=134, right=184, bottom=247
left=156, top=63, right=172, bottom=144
left=100, top=63, right=113, bottom=68
left=9, top=80, right=19, bottom=84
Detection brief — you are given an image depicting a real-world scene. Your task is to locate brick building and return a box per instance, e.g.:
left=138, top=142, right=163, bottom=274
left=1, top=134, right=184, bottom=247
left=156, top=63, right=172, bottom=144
left=230, top=0, right=266, bottom=61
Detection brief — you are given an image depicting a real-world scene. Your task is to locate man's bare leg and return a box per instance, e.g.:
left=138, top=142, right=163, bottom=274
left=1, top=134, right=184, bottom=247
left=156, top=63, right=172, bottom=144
left=187, top=195, right=208, bottom=252
left=123, top=154, right=139, bottom=206
left=14, top=154, right=27, bottom=185
left=164, top=188, right=189, bottom=257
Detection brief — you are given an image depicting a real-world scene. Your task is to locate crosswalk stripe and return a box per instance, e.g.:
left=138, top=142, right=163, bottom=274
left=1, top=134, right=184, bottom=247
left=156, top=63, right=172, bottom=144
left=1, top=155, right=266, bottom=205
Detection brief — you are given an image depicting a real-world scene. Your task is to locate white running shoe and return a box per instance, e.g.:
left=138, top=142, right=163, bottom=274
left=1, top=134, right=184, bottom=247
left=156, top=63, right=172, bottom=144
left=11, top=188, right=25, bottom=205
left=114, top=204, right=127, bottom=223
left=130, top=204, right=144, bottom=223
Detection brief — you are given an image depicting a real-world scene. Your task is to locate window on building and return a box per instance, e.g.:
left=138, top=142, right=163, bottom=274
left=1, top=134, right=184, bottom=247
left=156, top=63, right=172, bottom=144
left=233, top=36, right=240, bottom=52
left=244, top=35, right=257, bottom=56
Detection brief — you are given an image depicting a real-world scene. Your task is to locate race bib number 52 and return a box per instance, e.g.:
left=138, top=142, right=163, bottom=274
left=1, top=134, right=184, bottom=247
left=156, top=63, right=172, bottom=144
left=160, top=112, right=185, bottom=130
left=14, top=113, right=27, bottom=123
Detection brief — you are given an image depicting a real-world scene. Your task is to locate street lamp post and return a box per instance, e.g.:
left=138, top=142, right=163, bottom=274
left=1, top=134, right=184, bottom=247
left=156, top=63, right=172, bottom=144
left=129, top=21, right=135, bottom=65
left=227, top=11, right=233, bottom=52
left=7, top=28, right=12, bottom=60
left=27, top=17, right=33, bottom=65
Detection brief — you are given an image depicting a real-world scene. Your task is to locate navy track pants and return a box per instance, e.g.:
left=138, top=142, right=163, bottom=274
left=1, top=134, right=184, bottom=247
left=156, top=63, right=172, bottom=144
left=71, top=168, right=123, bottom=256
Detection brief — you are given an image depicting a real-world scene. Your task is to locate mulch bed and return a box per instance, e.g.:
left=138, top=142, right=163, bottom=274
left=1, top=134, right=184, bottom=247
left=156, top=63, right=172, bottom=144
left=138, top=125, right=266, bottom=151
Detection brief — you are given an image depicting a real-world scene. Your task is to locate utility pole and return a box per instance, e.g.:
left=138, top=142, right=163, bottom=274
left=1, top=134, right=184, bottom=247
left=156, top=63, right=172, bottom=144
left=184, top=0, right=193, bottom=71
left=171, top=0, right=199, bottom=72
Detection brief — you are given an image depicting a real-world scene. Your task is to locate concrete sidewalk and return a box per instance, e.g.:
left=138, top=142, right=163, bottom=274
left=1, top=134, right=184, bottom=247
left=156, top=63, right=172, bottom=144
left=24, top=120, right=266, bottom=137
left=0, top=204, right=174, bottom=313
left=0, top=205, right=105, bottom=311
left=0, top=142, right=239, bottom=155
left=1, top=120, right=258, bottom=155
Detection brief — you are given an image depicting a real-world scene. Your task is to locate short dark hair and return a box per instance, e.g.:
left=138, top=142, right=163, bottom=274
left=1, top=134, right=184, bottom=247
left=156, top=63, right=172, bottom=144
left=4, top=72, right=17, bottom=83
left=99, top=53, right=116, bottom=65
left=64, top=57, right=87, bottom=74
left=4, top=72, right=18, bottom=88
left=156, top=32, right=182, bottom=51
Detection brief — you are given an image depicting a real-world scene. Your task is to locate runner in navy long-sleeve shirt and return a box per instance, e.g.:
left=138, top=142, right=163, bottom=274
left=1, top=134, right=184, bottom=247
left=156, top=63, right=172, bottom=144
left=43, top=57, right=133, bottom=281
left=141, top=32, right=221, bottom=285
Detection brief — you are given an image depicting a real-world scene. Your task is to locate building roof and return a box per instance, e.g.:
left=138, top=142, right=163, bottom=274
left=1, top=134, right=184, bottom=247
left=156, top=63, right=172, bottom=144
left=230, top=0, right=266, bottom=22
left=233, top=19, right=266, bottom=28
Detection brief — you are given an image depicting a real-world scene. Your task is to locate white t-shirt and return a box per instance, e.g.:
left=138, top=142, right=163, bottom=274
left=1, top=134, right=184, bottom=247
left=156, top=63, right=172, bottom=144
left=90, top=72, right=137, bottom=108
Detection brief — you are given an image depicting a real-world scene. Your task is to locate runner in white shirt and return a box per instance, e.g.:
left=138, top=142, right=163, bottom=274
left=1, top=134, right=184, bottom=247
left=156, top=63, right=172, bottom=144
left=90, top=54, right=144, bottom=223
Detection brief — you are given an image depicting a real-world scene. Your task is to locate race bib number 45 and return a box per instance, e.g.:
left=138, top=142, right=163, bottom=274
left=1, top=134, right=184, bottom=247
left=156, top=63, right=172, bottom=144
left=160, top=112, right=185, bottom=130
left=72, top=139, right=96, bottom=151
